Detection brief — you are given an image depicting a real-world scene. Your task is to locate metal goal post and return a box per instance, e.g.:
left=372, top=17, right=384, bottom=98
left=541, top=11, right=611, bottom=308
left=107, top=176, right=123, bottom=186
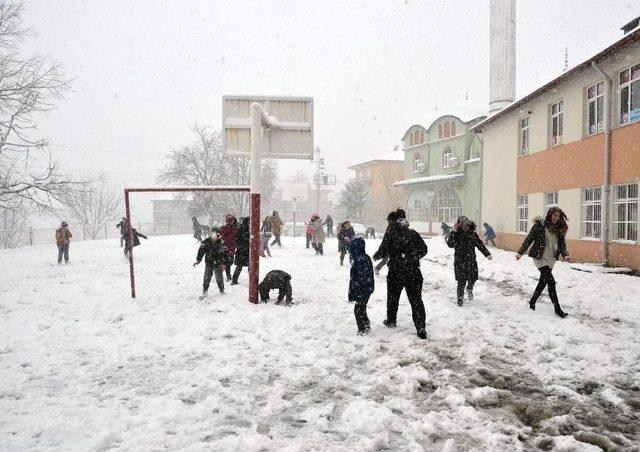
left=123, top=186, right=254, bottom=301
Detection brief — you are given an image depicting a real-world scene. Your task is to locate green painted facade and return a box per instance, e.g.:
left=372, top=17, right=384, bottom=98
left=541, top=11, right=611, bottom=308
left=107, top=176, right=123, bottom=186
left=395, top=114, right=486, bottom=234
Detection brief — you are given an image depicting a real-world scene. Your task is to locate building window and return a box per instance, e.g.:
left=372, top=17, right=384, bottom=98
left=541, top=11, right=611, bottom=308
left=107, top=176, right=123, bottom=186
left=433, top=186, right=462, bottom=224
left=612, top=183, right=638, bottom=241
left=406, top=190, right=429, bottom=223
left=517, top=195, right=528, bottom=233
left=413, top=153, right=424, bottom=173
left=419, top=130, right=425, bottom=143
left=519, top=116, right=530, bottom=156
left=438, top=124, right=443, bottom=139
left=619, top=64, right=640, bottom=125
left=451, top=121, right=456, bottom=136
left=442, top=146, right=453, bottom=168
left=587, top=81, right=604, bottom=135
left=544, top=192, right=559, bottom=214
left=581, top=187, right=602, bottom=239
left=443, top=122, right=450, bottom=138
left=550, top=100, right=563, bottom=146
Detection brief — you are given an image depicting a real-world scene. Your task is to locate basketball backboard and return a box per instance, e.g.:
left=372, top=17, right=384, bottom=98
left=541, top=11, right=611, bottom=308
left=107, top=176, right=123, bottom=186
left=223, top=95, right=314, bottom=159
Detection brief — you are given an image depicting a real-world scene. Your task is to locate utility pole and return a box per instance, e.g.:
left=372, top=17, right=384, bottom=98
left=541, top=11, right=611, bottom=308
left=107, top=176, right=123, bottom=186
left=313, top=147, right=336, bottom=214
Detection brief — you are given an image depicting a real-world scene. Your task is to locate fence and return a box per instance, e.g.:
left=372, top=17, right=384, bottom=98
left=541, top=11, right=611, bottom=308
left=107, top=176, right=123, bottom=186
left=0, top=221, right=195, bottom=249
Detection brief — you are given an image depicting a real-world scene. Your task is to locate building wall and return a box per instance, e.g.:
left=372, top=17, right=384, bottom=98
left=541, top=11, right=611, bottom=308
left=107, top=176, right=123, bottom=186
left=481, top=37, right=640, bottom=270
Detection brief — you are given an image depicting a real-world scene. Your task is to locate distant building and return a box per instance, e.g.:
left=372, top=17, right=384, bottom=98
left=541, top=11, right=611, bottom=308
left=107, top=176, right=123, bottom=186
left=347, top=150, right=405, bottom=228
left=474, top=24, right=640, bottom=270
left=393, top=114, right=486, bottom=235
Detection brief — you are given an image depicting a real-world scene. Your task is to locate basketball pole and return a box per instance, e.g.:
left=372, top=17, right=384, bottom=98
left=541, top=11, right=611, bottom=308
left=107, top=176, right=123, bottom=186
left=249, top=102, right=266, bottom=304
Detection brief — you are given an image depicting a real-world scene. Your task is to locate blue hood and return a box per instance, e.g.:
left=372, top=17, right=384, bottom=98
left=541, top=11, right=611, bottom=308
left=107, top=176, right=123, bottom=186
left=348, top=237, right=366, bottom=257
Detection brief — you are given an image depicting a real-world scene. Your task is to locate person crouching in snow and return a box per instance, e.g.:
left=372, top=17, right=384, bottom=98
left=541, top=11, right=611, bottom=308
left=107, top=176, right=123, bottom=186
left=193, top=227, right=232, bottom=300
left=446, top=216, right=492, bottom=307
left=55, top=221, right=73, bottom=264
left=337, top=220, right=355, bottom=265
left=259, top=270, right=292, bottom=305
left=516, top=208, right=570, bottom=318
left=348, top=237, right=374, bottom=335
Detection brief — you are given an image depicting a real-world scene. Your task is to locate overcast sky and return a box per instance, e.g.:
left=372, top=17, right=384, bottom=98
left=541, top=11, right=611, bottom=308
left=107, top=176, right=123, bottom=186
left=23, top=0, right=640, bottom=197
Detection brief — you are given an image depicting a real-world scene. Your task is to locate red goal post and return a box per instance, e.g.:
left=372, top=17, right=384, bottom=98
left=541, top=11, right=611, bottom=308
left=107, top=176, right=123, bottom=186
left=123, top=186, right=255, bottom=301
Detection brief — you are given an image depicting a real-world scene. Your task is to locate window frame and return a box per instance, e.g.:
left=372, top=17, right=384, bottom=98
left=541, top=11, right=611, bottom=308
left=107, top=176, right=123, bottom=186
left=586, top=81, right=604, bottom=135
left=550, top=100, right=564, bottom=146
left=612, top=183, right=638, bottom=242
left=543, top=192, right=559, bottom=215
left=517, top=194, right=529, bottom=233
left=519, top=116, right=530, bottom=156
left=581, top=186, right=602, bottom=239
left=412, top=152, right=423, bottom=173
left=619, top=63, right=640, bottom=125
left=442, top=146, right=453, bottom=168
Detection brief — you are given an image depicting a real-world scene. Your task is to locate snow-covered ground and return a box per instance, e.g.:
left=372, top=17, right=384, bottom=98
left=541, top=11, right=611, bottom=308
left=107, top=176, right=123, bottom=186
left=1, top=235, right=639, bottom=451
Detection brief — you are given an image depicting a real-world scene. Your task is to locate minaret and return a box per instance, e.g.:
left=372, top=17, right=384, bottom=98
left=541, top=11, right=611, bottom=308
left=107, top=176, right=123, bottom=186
left=489, top=0, right=516, bottom=114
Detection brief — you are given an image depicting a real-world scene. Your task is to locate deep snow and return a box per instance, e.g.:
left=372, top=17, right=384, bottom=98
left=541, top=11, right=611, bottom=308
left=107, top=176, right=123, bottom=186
left=1, top=235, right=639, bottom=451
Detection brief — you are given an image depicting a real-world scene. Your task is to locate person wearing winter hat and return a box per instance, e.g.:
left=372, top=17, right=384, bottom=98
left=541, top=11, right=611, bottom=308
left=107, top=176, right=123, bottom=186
left=373, top=210, right=429, bottom=339
left=447, top=215, right=492, bottom=306
left=337, top=220, right=355, bottom=265
left=516, top=207, right=570, bottom=318
left=193, top=227, right=232, bottom=300
left=220, top=214, right=239, bottom=281
left=55, top=221, right=73, bottom=264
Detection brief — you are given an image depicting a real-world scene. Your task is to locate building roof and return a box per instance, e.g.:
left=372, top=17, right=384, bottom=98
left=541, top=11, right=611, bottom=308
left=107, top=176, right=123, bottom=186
left=401, top=102, right=487, bottom=142
left=393, top=172, right=465, bottom=187
left=347, top=151, right=404, bottom=169
left=472, top=27, right=640, bottom=131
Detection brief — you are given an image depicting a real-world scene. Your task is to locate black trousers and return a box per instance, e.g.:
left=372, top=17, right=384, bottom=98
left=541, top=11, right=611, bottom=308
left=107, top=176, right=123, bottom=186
left=232, top=265, right=245, bottom=283
left=354, top=296, right=371, bottom=332
left=326, top=227, right=334, bottom=237
left=531, top=266, right=563, bottom=310
left=306, top=234, right=312, bottom=249
left=386, top=268, right=426, bottom=331
left=313, top=243, right=323, bottom=255
left=456, top=278, right=476, bottom=301
left=270, top=234, right=281, bottom=247
left=203, top=262, right=224, bottom=293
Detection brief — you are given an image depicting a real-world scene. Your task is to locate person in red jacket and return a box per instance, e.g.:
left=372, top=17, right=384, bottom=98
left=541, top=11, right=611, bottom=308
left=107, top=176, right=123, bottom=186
left=219, top=214, right=239, bottom=281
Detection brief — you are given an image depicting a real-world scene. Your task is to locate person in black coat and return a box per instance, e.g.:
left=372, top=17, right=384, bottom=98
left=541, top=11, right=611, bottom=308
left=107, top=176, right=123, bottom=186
left=324, top=215, right=334, bottom=237
left=373, top=209, right=428, bottom=339
left=231, top=217, right=250, bottom=285
left=348, top=237, right=374, bottom=335
left=337, top=220, right=355, bottom=265
left=259, top=270, right=292, bottom=304
left=516, top=207, right=570, bottom=318
left=123, top=223, right=148, bottom=257
left=374, top=211, right=399, bottom=275
left=193, top=227, right=232, bottom=299
left=192, top=217, right=203, bottom=242
left=116, top=217, right=127, bottom=247
left=446, top=216, right=492, bottom=306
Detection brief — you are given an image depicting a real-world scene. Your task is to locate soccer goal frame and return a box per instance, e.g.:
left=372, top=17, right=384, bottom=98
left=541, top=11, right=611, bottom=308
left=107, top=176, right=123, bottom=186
left=123, top=186, right=255, bottom=301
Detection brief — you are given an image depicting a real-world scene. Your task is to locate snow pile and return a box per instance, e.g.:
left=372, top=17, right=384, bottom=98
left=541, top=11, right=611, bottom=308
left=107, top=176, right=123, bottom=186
left=1, top=235, right=639, bottom=450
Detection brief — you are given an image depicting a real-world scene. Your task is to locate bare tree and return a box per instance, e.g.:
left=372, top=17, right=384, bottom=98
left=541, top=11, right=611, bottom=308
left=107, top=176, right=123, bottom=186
left=158, top=124, right=277, bottom=221
left=0, top=202, right=29, bottom=248
left=59, top=175, right=121, bottom=239
left=0, top=1, right=74, bottom=212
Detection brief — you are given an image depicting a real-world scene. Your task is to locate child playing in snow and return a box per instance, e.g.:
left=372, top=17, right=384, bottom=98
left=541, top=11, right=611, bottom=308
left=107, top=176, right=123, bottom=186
left=193, top=227, right=232, bottom=300
left=259, top=270, right=292, bottom=304
left=259, top=231, right=272, bottom=257
left=348, top=237, right=375, bottom=335
left=446, top=215, right=492, bottom=306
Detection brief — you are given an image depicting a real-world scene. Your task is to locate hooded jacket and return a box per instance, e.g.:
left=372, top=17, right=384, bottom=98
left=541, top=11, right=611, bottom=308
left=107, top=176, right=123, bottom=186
left=196, top=236, right=232, bottom=266
left=446, top=221, right=491, bottom=281
left=348, top=237, right=374, bottom=301
left=220, top=216, right=239, bottom=256
left=337, top=222, right=355, bottom=251
left=270, top=214, right=283, bottom=234
left=373, top=218, right=428, bottom=272
left=517, top=216, right=568, bottom=260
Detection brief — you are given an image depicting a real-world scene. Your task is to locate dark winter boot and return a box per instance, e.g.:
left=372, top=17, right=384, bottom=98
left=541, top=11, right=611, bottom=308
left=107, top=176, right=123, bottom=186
left=383, top=319, right=397, bottom=328
left=553, top=303, right=568, bottom=318
left=529, top=299, right=536, bottom=310
left=417, top=329, right=427, bottom=340
left=466, top=290, right=474, bottom=301
left=457, top=298, right=463, bottom=307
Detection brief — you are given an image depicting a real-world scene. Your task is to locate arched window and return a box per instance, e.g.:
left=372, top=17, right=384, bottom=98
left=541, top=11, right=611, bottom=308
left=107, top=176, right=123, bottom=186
left=451, top=121, right=456, bottom=136
left=443, top=122, right=450, bottom=138
left=438, top=124, right=443, bottom=139
left=413, top=152, right=423, bottom=172
left=433, top=186, right=462, bottom=224
left=410, top=132, right=414, bottom=147
left=406, top=190, right=430, bottom=223
left=419, top=130, right=425, bottom=143
left=442, top=146, right=453, bottom=168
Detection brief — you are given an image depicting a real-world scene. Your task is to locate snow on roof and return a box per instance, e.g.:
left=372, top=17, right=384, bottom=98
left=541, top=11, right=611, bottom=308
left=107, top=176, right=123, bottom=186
left=393, top=172, right=465, bottom=187
left=347, top=151, right=404, bottom=169
left=473, top=27, right=640, bottom=131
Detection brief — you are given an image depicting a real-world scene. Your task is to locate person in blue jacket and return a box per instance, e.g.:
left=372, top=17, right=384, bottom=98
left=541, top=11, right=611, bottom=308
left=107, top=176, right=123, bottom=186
left=482, top=222, right=497, bottom=246
left=348, top=237, right=375, bottom=335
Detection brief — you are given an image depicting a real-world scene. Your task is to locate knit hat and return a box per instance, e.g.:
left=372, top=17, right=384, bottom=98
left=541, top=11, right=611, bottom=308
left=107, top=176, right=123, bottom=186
left=61, top=221, right=68, bottom=227
left=456, top=216, right=471, bottom=226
